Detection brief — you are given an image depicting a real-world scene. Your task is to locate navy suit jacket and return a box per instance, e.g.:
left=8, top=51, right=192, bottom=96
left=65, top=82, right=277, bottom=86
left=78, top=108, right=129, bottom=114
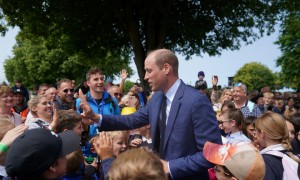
left=100, top=81, right=222, bottom=179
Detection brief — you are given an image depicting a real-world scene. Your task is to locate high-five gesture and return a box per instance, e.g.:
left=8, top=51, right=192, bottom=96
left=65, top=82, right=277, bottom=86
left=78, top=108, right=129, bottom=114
left=79, top=89, right=100, bottom=123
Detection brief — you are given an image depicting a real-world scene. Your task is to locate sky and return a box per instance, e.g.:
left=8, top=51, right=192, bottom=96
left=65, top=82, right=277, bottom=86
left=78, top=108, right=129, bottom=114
left=0, top=27, right=282, bottom=88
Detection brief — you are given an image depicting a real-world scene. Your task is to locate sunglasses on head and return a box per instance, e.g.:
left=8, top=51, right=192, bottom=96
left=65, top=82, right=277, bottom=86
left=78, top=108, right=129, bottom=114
left=63, top=89, right=74, bottom=93
left=234, top=82, right=242, bottom=87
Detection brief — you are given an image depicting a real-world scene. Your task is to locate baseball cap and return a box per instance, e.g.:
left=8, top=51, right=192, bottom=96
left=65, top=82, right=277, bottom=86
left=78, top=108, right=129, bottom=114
left=5, top=128, right=80, bottom=179
left=198, top=71, right=205, bottom=77
left=203, top=142, right=265, bottom=180
left=13, top=88, right=25, bottom=95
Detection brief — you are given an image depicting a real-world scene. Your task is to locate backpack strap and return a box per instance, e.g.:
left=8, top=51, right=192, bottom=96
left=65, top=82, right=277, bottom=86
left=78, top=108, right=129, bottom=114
left=104, top=94, right=117, bottom=111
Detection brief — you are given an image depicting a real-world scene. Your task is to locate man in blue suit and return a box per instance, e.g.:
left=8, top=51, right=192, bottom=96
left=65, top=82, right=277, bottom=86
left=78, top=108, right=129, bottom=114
left=80, top=49, right=222, bottom=179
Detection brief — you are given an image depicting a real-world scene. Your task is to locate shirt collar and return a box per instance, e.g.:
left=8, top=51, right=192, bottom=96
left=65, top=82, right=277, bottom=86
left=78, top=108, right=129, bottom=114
left=165, top=79, right=180, bottom=102
left=260, top=144, right=285, bottom=154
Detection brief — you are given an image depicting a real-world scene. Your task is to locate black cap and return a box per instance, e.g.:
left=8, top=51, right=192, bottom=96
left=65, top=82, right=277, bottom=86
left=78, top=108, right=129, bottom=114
left=5, top=128, right=80, bottom=179
left=12, top=88, right=24, bottom=95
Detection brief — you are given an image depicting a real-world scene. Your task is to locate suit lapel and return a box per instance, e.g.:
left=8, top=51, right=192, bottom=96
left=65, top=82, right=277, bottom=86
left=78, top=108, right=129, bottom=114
left=163, top=81, right=185, bottom=152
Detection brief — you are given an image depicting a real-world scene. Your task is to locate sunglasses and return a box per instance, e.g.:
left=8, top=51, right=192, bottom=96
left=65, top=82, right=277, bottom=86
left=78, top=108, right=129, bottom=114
left=114, top=92, right=123, bottom=97
left=63, top=89, right=75, bottom=93
left=234, top=82, right=242, bottom=87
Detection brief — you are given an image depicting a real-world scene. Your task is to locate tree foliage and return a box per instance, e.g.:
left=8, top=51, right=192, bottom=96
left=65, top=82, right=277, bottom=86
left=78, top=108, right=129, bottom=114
left=234, top=62, right=275, bottom=91
left=4, top=32, right=133, bottom=88
left=0, top=0, right=289, bottom=89
left=275, top=13, right=300, bottom=89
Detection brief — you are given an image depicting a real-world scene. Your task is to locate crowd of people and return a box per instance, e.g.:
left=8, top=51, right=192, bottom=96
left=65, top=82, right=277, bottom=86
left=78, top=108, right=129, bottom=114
left=0, top=48, right=300, bottom=179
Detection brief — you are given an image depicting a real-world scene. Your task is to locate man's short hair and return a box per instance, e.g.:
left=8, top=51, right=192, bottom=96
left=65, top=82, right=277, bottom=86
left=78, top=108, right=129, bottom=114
left=57, top=79, right=72, bottom=89
left=86, top=67, right=104, bottom=80
left=150, top=49, right=179, bottom=73
left=39, top=83, right=50, bottom=90
left=234, top=82, right=247, bottom=94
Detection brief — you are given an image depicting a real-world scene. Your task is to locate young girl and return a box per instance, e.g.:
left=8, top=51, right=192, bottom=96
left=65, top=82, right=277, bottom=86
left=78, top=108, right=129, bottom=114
left=219, top=108, right=251, bottom=144
left=255, top=112, right=300, bottom=180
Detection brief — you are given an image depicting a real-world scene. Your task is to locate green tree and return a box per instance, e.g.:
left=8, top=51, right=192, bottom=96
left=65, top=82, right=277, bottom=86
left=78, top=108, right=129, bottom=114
left=4, top=33, right=133, bottom=88
left=234, top=62, right=275, bottom=91
left=275, top=14, right=300, bottom=89
left=0, top=0, right=289, bottom=89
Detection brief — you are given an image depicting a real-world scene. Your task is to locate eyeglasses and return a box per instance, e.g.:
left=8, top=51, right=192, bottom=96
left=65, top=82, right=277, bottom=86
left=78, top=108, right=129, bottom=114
left=213, top=166, right=231, bottom=176
left=63, top=89, right=74, bottom=93
left=113, top=92, right=123, bottom=97
left=218, top=120, right=231, bottom=126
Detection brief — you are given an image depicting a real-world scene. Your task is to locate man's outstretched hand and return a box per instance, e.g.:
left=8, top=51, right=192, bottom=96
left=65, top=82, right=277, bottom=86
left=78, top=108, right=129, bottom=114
left=79, top=89, right=100, bottom=124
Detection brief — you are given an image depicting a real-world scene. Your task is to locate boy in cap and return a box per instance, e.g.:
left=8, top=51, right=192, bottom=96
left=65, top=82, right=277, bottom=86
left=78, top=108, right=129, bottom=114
left=203, top=142, right=265, bottom=180
left=195, top=71, right=208, bottom=94
left=5, top=128, right=80, bottom=179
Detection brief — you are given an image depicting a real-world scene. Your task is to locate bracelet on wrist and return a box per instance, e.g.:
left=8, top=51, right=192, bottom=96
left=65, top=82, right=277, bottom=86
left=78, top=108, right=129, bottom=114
left=0, top=143, right=8, bottom=153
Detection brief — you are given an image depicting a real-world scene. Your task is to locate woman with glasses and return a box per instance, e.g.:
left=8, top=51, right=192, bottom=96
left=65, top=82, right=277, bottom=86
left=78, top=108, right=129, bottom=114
left=254, top=112, right=300, bottom=180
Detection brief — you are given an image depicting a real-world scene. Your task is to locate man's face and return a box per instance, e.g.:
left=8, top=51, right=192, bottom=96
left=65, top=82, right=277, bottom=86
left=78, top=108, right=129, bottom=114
left=13, top=93, right=24, bottom=106
left=38, top=86, right=49, bottom=96
left=58, top=82, right=74, bottom=103
left=144, top=54, right=167, bottom=92
left=46, top=88, right=58, bottom=102
left=109, top=87, right=123, bottom=102
left=233, top=86, right=246, bottom=101
left=87, top=73, right=105, bottom=94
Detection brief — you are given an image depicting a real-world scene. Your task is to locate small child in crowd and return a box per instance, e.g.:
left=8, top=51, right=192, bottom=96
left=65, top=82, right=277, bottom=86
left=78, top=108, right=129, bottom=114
left=203, top=142, right=265, bottom=180
left=195, top=71, right=207, bottom=93
left=258, top=92, right=280, bottom=113
left=244, top=116, right=257, bottom=141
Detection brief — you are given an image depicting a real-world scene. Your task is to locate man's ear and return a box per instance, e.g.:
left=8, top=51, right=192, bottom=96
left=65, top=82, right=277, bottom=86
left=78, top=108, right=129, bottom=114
left=163, top=63, right=170, bottom=74
left=63, top=129, right=68, bottom=132
left=146, top=124, right=150, bottom=129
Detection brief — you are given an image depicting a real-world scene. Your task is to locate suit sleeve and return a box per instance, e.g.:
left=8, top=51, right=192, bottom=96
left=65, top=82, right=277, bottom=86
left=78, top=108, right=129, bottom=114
left=100, top=105, right=150, bottom=131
